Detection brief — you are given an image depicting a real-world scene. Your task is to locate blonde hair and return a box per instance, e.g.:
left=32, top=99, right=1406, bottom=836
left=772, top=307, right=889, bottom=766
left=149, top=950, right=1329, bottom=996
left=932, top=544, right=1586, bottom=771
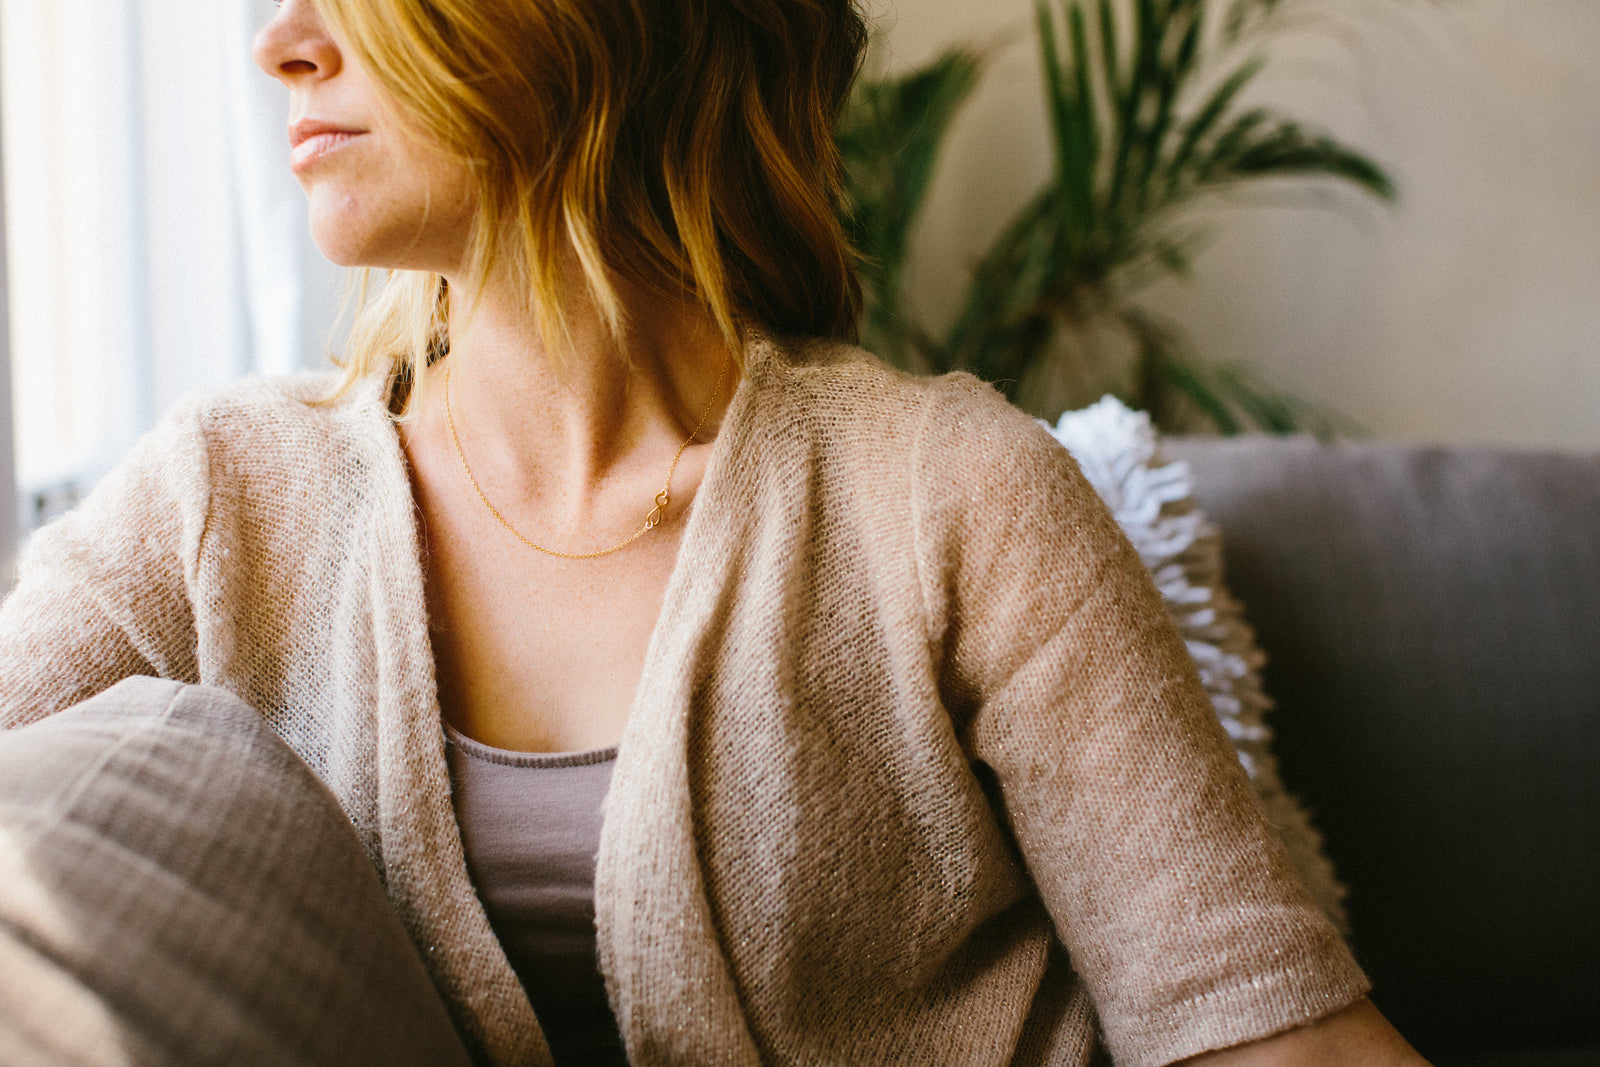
left=313, top=0, right=868, bottom=414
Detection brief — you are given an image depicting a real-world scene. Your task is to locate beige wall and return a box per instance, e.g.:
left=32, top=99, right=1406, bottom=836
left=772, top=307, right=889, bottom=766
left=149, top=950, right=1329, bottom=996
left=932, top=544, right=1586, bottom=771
left=871, top=0, right=1600, bottom=450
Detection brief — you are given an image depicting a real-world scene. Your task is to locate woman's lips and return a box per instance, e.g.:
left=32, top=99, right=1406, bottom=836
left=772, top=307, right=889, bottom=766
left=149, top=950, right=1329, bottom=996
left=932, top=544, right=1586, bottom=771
left=288, top=119, right=366, bottom=174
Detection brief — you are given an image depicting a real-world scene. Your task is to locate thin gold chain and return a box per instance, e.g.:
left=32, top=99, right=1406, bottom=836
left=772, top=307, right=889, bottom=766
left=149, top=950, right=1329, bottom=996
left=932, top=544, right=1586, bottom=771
left=442, top=357, right=729, bottom=560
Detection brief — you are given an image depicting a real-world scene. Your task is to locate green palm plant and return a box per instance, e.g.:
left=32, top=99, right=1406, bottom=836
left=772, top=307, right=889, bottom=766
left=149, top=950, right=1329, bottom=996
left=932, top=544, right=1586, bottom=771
left=839, top=0, right=1397, bottom=432
left=837, top=48, right=984, bottom=374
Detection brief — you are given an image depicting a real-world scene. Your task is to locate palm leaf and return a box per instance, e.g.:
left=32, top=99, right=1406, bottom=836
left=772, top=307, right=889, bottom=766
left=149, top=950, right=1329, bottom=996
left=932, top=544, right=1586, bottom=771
left=1222, top=0, right=1285, bottom=41
left=1036, top=1, right=1077, bottom=210
left=1197, top=106, right=1271, bottom=179
left=1156, top=360, right=1244, bottom=434
left=837, top=49, right=983, bottom=367
left=946, top=191, right=1060, bottom=380
left=1208, top=363, right=1365, bottom=438
left=1132, top=8, right=1198, bottom=213
left=1132, top=310, right=1360, bottom=437
left=1107, top=0, right=1160, bottom=214
left=1204, top=118, right=1397, bottom=200
left=1067, top=5, right=1102, bottom=228
left=1164, top=55, right=1265, bottom=196
left=1097, top=0, right=1123, bottom=110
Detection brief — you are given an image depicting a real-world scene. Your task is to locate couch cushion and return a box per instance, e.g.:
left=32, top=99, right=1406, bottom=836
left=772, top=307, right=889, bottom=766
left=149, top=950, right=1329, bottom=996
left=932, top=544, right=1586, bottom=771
left=1166, top=435, right=1600, bottom=1056
left=0, top=677, right=472, bottom=1066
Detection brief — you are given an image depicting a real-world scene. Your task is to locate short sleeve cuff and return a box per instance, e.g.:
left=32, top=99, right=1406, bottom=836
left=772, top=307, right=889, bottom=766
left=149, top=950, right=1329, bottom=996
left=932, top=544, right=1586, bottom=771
left=1106, top=952, right=1372, bottom=1067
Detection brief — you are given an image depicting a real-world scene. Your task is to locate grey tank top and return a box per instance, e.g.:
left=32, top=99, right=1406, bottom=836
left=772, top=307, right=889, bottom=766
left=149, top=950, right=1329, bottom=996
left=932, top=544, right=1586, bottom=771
left=444, top=724, right=628, bottom=1065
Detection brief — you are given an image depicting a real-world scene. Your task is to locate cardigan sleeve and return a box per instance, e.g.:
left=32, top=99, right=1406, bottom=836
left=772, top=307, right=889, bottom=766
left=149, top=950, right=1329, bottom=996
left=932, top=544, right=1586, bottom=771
left=0, top=399, right=211, bottom=729
left=911, top=374, right=1368, bottom=1067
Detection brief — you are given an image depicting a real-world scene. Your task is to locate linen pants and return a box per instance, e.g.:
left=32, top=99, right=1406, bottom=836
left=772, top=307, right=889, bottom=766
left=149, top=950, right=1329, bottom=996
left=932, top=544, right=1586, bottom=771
left=0, top=677, right=472, bottom=1067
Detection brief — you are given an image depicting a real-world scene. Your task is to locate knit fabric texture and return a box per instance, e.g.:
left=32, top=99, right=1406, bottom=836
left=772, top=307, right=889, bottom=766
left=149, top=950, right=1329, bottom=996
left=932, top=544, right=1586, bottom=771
left=1044, top=397, right=1349, bottom=931
left=0, top=332, right=1368, bottom=1066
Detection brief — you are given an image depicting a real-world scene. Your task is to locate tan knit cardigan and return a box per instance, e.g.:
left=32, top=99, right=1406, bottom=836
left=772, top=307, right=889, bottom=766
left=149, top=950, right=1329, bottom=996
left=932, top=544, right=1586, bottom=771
left=0, top=332, right=1367, bottom=1066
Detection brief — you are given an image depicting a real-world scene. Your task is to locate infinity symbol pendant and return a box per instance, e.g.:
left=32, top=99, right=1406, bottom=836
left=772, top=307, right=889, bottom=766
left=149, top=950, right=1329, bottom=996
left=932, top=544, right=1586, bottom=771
left=645, top=489, right=671, bottom=530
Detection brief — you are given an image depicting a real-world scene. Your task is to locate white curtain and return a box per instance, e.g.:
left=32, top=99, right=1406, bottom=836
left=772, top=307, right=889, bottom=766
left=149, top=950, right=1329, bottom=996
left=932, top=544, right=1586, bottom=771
left=1, top=0, right=341, bottom=542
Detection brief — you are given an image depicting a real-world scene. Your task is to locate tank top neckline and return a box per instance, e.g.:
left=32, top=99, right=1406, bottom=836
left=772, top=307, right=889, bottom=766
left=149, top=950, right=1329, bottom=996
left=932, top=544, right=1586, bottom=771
left=442, top=721, right=619, bottom=769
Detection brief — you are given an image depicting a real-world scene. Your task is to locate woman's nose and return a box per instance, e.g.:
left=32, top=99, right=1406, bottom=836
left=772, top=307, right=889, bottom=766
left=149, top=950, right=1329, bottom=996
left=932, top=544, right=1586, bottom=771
left=252, top=0, right=343, bottom=84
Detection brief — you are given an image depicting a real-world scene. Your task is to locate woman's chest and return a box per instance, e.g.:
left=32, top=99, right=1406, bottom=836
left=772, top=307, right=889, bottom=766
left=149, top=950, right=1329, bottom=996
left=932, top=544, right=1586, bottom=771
left=421, top=529, right=684, bottom=753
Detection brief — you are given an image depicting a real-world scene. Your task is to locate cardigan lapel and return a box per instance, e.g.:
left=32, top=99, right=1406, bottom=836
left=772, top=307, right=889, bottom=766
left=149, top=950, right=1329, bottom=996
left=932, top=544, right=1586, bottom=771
left=360, top=376, right=552, bottom=1066
left=593, top=332, right=804, bottom=1064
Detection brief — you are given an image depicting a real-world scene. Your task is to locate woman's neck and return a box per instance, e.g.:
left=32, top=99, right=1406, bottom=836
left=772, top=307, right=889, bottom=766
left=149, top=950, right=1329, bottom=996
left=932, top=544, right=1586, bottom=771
left=419, top=266, right=736, bottom=520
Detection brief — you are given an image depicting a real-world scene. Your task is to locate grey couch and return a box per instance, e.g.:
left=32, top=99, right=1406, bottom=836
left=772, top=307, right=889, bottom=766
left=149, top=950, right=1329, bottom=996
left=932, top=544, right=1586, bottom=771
left=1168, top=436, right=1600, bottom=1067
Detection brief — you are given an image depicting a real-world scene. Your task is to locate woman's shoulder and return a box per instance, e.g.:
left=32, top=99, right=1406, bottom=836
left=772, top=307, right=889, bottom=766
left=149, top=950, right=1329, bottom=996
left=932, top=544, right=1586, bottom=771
left=181, top=369, right=386, bottom=439
left=752, top=332, right=1080, bottom=490
left=751, top=332, right=1051, bottom=444
left=145, top=369, right=394, bottom=481
left=13, top=370, right=386, bottom=585
left=63, top=369, right=399, bottom=541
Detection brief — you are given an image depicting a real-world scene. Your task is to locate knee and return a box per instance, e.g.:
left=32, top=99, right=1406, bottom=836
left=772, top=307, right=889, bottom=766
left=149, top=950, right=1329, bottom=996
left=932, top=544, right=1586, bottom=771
left=0, top=679, right=470, bottom=1067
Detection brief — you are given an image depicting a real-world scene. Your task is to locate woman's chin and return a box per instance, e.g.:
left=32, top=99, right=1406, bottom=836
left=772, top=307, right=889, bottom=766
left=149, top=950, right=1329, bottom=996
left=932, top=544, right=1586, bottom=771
left=306, top=205, right=464, bottom=274
left=304, top=200, right=375, bottom=267
left=306, top=218, right=402, bottom=271
left=310, top=240, right=370, bottom=269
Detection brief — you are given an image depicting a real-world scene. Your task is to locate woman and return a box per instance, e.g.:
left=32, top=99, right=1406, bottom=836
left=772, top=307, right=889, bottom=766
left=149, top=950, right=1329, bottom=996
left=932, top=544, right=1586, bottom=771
left=0, top=0, right=1426, bottom=1063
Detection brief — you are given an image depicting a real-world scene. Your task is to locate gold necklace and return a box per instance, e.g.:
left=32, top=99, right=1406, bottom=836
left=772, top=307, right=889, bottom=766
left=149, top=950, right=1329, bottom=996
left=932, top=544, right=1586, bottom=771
left=442, top=357, right=729, bottom=560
